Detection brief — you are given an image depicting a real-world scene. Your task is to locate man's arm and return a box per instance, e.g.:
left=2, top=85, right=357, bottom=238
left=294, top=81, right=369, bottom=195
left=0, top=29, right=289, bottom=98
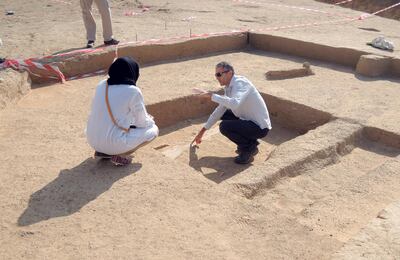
left=192, top=127, right=207, bottom=145
left=192, top=104, right=226, bottom=146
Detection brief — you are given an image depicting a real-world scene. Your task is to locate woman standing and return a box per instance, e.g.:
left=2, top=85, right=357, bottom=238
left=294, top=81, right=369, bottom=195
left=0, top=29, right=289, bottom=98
left=86, top=57, right=158, bottom=166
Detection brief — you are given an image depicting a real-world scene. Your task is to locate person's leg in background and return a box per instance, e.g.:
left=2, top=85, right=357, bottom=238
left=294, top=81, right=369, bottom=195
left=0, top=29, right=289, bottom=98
left=80, top=0, right=96, bottom=48
left=95, top=0, right=119, bottom=45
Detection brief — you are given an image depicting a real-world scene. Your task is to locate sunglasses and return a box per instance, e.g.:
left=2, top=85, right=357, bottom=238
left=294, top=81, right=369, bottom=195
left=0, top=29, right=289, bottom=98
left=215, top=71, right=229, bottom=77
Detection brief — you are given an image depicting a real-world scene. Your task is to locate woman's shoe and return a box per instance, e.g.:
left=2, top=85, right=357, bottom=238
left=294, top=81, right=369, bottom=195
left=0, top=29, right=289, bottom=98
left=111, top=155, right=132, bottom=166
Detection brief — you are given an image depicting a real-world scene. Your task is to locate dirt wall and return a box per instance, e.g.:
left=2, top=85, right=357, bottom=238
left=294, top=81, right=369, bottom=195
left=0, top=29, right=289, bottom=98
left=363, top=127, right=400, bottom=149
left=56, top=33, right=248, bottom=84
left=145, top=89, right=332, bottom=134
left=261, top=93, right=333, bottom=134
left=146, top=95, right=218, bottom=129
left=391, top=58, right=400, bottom=77
left=249, top=33, right=368, bottom=67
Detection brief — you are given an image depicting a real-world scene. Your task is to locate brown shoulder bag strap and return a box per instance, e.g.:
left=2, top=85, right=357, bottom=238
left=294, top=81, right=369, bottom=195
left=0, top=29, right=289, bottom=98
left=105, top=82, right=130, bottom=133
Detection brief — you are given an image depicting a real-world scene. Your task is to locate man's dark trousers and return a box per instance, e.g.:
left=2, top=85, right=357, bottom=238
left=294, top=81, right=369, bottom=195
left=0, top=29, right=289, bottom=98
left=219, top=110, right=269, bottom=152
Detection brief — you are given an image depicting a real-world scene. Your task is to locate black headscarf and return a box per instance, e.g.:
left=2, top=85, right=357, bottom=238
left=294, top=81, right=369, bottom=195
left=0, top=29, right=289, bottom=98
left=107, top=56, right=140, bottom=86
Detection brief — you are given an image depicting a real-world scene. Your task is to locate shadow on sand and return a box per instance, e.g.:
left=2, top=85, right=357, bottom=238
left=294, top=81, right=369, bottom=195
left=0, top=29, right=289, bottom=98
left=187, top=123, right=298, bottom=183
left=18, top=158, right=141, bottom=226
left=188, top=145, right=250, bottom=184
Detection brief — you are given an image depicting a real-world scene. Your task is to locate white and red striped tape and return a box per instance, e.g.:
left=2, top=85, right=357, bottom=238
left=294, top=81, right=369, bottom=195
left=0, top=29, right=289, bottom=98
left=250, top=16, right=357, bottom=32
left=358, top=2, right=400, bottom=20
left=232, top=0, right=353, bottom=19
left=50, top=0, right=72, bottom=5
left=68, top=69, right=107, bottom=81
left=1, top=58, right=65, bottom=82
left=335, top=0, right=353, bottom=5
left=124, top=6, right=150, bottom=16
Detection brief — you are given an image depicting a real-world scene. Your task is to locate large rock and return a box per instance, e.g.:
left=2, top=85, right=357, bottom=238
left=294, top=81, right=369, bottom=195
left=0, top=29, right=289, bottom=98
left=0, top=68, right=31, bottom=110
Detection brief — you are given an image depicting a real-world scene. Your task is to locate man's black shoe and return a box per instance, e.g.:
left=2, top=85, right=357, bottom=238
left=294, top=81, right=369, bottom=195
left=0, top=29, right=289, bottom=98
left=235, top=147, right=259, bottom=156
left=104, top=38, right=119, bottom=45
left=234, top=151, right=254, bottom=164
left=86, top=40, right=95, bottom=48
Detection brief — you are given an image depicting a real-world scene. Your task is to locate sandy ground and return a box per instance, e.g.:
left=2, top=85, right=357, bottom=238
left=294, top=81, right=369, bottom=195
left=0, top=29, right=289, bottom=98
left=1, top=0, right=400, bottom=259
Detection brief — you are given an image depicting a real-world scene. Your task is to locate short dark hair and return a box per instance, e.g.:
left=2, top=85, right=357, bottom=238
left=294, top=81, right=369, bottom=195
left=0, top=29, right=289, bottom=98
left=216, top=61, right=235, bottom=74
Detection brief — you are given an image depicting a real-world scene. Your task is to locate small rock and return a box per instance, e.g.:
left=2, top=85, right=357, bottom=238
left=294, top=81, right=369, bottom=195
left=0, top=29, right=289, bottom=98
left=377, top=209, right=389, bottom=219
left=265, top=62, right=314, bottom=80
left=303, top=62, right=310, bottom=69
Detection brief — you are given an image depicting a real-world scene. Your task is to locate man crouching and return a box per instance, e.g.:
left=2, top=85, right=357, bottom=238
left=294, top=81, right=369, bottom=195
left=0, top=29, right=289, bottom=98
left=193, top=61, right=272, bottom=164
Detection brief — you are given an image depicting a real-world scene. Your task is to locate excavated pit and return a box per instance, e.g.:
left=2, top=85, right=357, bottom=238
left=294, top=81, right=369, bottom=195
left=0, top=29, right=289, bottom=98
left=146, top=93, right=400, bottom=195
left=149, top=94, right=327, bottom=182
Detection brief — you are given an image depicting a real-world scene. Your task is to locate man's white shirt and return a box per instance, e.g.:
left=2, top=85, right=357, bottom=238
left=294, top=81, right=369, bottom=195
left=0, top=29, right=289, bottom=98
left=204, top=75, right=272, bottom=130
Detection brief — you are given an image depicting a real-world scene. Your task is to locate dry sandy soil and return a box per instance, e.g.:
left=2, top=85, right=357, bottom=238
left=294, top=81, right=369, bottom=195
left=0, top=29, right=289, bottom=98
left=1, top=0, right=400, bottom=259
